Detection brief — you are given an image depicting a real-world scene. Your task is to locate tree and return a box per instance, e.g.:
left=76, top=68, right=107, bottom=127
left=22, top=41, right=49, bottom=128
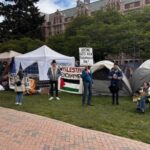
left=46, top=34, right=66, bottom=54
left=0, top=0, right=44, bottom=42
left=64, top=15, right=94, bottom=59
left=0, top=37, right=44, bottom=53
left=64, top=9, right=134, bottom=61
left=46, top=8, right=150, bottom=61
left=128, top=8, right=150, bottom=58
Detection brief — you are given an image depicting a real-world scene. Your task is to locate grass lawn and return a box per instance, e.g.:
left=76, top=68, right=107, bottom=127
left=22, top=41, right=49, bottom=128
left=0, top=91, right=150, bottom=144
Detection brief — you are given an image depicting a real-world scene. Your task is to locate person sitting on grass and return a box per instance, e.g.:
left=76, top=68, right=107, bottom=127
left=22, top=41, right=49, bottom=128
left=136, top=82, right=150, bottom=113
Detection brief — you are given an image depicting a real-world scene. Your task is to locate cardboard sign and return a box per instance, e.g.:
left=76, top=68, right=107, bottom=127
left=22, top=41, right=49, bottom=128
left=58, top=67, right=84, bottom=94
left=79, top=47, right=93, bottom=66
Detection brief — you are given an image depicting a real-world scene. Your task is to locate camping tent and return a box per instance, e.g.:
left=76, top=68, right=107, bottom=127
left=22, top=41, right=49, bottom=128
left=0, top=50, right=22, bottom=73
left=91, top=60, right=132, bottom=96
left=131, top=60, right=150, bottom=92
left=15, top=45, right=75, bottom=80
left=0, top=50, right=21, bottom=59
left=0, top=50, right=22, bottom=89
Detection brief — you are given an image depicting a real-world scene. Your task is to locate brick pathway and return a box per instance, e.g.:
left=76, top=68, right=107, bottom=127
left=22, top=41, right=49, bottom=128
left=0, top=107, right=149, bottom=150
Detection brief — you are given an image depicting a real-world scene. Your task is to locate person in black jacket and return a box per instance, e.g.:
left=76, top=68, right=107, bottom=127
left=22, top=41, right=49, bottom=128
left=109, top=62, right=123, bottom=105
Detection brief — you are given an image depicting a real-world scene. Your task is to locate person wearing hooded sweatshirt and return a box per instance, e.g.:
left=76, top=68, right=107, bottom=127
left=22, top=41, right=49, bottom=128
left=14, top=70, right=25, bottom=105
left=47, top=60, right=61, bottom=100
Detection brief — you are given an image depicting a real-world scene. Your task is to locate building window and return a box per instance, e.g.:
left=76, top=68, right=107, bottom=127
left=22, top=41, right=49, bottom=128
left=125, top=1, right=140, bottom=9
left=53, top=18, right=56, bottom=24
left=145, top=0, right=150, bottom=4
left=47, top=22, right=51, bottom=25
left=65, top=18, right=68, bottom=22
left=130, top=3, right=134, bottom=8
left=60, top=18, right=62, bottom=23
left=134, top=1, right=140, bottom=7
left=125, top=3, right=130, bottom=9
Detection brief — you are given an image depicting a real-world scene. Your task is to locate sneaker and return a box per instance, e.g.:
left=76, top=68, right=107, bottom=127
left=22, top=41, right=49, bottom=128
left=15, top=102, right=19, bottom=105
left=141, top=108, right=145, bottom=113
left=49, top=97, right=54, bottom=100
left=56, top=97, right=60, bottom=100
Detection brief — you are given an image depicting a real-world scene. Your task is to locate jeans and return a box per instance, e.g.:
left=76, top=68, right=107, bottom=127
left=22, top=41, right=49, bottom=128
left=50, top=80, right=58, bottom=97
left=82, top=81, right=92, bottom=105
left=137, top=96, right=146, bottom=112
left=16, top=92, right=23, bottom=103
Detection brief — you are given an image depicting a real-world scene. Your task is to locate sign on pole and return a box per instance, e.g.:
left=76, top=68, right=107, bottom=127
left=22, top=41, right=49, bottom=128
left=79, top=47, right=93, bottom=66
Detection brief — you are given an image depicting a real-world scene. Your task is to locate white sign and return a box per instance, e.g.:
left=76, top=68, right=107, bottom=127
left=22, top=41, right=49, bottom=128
left=58, top=67, right=84, bottom=94
left=79, top=47, right=93, bottom=66
left=61, top=67, right=83, bottom=80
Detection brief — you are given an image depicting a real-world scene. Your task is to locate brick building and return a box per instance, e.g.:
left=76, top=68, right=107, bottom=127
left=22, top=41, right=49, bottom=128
left=41, top=0, right=150, bottom=40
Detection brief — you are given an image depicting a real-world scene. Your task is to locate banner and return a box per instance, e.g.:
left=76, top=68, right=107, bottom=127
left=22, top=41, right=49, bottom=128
left=58, top=67, right=84, bottom=94
left=79, top=47, right=93, bottom=66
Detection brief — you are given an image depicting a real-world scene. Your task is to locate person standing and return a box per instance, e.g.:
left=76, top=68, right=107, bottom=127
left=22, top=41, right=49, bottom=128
left=109, top=62, right=122, bottom=105
left=47, top=60, right=61, bottom=100
left=14, top=70, right=25, bottom=105
left=81, top=66, right=93, bottom=106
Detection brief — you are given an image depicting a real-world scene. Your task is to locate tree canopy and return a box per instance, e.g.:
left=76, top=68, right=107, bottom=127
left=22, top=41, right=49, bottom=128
left=46, top=8, right=150, bottom=61
left=0, top=7, right=150, bottom=60
left=0, top=0, right=44, bottom=42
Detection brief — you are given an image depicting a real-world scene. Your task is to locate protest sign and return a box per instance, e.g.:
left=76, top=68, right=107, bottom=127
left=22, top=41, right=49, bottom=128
left=58, top=67, right=84, bottom=94
left=79, top=47, right=93, bottom=66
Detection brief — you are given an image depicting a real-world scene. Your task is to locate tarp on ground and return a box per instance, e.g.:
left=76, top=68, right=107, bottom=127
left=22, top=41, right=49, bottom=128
left=131, top=60, right=150, bottom=92
left=91, top=60, right=132, bottom=96
left=15, top=45, right=75, bottom=80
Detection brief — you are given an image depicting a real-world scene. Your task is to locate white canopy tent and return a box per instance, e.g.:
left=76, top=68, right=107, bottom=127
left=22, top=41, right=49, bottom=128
left=91, top=60, right=132, bottom=96
left=15, top=45, right=75, bottom=80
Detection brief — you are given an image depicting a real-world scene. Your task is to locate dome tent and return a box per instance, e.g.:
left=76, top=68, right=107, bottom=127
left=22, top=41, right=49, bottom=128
left=131, top=60, right=150, bottom=93
left=91, top=60, right=132, bottom=96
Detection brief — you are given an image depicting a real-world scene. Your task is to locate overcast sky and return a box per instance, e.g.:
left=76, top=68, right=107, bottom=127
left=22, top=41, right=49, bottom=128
left=0, top=0, right=98, bottom=22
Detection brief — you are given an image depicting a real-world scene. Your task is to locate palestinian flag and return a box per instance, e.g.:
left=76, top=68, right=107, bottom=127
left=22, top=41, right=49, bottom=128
left=59, top=77, right=82, bottom=94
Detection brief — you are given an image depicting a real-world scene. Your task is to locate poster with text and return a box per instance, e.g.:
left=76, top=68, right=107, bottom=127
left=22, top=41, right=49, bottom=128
left=79, top=47, right=93, bottom=66
left=58, top=67, right=84, bottom=94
